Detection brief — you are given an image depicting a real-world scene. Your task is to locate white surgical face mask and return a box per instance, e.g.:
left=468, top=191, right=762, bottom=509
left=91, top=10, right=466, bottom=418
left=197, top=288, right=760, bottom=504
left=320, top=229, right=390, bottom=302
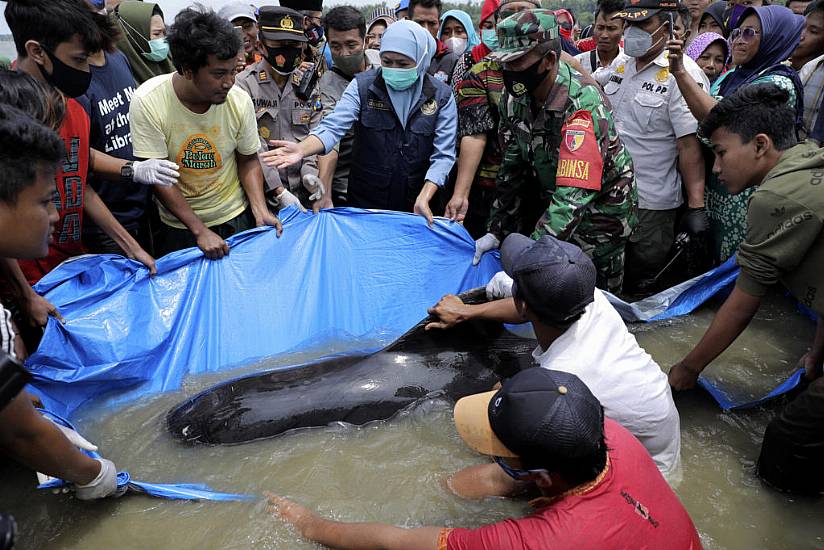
left=623, top=23, right=666, bottom=58
left=444, top=36, right=467, bottom=55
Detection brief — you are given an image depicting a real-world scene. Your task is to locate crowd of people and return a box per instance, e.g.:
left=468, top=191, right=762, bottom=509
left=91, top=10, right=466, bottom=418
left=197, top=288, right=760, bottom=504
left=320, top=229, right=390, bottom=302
left=0, top=0, right=822, bottom=547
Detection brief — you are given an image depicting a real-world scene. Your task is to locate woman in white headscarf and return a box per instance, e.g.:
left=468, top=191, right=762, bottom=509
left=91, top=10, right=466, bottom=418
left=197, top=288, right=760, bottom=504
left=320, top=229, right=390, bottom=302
left=261, top=20, right=457, bottom=223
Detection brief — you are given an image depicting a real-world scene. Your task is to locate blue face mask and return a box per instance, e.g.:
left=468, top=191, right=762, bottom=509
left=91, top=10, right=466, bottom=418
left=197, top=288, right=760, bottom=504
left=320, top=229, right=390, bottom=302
left=142, top=38, right=169, bottom=62
left=381, top=43, right=427, bottom=91
left=481, top=28, right=498, bottom=50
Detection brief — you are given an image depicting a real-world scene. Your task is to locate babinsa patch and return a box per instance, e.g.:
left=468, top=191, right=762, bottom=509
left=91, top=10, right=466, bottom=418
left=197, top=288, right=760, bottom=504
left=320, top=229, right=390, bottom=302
left=556, top=110, right=603, bottom=191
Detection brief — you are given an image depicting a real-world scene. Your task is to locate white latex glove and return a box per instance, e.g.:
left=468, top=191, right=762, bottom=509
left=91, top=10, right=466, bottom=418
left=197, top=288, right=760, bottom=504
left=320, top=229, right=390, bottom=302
left=485, top=271, right=514, bottom=301
left=75, top=458, right=120, bottom=500
left=277, top=188, right=307, bottom=213
left=473, top=233, right=500, bottom=266
left=301, top=174, right=325, bottom=202
left=132, top=159, right=180, bottom=187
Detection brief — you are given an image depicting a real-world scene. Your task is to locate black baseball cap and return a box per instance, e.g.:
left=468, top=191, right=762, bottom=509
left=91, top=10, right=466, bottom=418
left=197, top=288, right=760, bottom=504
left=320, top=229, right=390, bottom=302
left=613, top=0, right=681, bottom=22
left=258, top=6, right=308, bottom=42
left=500, top=234, right=596, bottom=325
left=279, top=0, right=324, bottom=12
left=454, top=368, right=605, bottom=460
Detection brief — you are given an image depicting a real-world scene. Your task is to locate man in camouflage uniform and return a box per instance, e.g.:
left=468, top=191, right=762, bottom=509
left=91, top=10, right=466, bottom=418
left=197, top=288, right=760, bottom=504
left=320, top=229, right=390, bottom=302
left=472, top=9, right=637, bottom=293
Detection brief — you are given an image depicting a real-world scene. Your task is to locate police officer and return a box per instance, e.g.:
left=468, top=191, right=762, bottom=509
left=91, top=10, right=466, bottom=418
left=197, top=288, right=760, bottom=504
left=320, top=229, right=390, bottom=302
left=260, top=20, right=457, bottom=224
left=235, top=6, right=325, bottom=211
left=279, top=0, right=331, bottom=76
left=472, top=9, right=638, bottom=294
left=608, top=0, right=708, bottom=295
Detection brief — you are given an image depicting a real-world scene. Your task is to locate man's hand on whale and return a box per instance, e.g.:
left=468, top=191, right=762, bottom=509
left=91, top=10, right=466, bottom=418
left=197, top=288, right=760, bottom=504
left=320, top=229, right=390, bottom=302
left=426, top=295, right=527, bottom=331
left=425, top=295, right=469, bottom=331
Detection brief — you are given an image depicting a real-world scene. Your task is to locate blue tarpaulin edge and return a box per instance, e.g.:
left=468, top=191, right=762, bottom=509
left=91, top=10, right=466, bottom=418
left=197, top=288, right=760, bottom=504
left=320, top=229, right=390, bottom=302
left=37, top=410, right=256, bottom=501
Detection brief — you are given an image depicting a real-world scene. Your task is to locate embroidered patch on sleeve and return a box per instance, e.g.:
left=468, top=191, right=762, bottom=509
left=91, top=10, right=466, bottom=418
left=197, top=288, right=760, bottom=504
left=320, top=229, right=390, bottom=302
left=556, top=110, right=604, bottom=191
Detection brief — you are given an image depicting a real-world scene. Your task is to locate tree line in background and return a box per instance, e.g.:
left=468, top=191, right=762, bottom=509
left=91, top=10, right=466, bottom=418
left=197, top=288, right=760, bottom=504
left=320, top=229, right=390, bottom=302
left=353, top=0, right=600, bottom=28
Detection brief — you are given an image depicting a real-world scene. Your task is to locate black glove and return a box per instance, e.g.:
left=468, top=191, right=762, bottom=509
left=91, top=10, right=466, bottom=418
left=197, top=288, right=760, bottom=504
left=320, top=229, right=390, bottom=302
left=679, top=207, right=709, bottom=235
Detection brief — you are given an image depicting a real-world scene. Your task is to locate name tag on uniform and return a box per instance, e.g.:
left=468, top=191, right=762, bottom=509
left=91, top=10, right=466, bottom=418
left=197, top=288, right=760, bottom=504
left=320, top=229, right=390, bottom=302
left=367, top=99, right=391, bottom=111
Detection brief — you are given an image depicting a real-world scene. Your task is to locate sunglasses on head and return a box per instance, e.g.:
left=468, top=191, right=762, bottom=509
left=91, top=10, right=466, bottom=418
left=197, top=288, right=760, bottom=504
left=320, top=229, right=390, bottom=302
left=494, top=456, right=549, bottom=480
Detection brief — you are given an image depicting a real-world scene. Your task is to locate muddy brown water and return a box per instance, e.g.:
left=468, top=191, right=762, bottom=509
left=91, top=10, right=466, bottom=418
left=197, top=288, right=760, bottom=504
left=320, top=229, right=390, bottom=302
left=1, top=291, right=822, bottom=549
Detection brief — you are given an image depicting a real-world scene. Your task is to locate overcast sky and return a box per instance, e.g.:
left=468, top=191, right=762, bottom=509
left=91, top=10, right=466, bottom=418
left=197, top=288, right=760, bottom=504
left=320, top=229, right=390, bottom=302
left=0, top=0, right=388, bottom=34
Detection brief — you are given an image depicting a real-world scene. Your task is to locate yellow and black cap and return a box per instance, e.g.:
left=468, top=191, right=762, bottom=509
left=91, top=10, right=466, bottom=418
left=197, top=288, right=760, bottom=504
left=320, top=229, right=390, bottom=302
left=613, top=0, right=681, bottom=22
left=258, top=6, right=308, bottom=42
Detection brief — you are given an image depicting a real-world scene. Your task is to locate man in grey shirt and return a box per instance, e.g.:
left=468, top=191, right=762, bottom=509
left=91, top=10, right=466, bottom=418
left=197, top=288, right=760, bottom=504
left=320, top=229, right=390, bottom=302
left=317, top=6, right=382, bottom=206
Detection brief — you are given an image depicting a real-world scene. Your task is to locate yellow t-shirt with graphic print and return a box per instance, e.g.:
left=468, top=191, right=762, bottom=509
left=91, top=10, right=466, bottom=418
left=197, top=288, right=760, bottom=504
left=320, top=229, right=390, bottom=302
left=130, top=73, right=260, bottom=228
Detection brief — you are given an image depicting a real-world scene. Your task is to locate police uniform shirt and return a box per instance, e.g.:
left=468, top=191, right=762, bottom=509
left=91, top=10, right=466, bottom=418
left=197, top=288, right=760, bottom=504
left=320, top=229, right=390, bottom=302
left=603, top=50, right=709, bottom=211
left=235, top=59, right=322, bottom=194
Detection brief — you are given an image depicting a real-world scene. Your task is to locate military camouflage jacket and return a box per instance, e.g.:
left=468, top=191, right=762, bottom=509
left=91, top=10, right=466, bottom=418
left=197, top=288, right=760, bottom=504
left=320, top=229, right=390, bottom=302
left=487, top=61, right=637, bottom=244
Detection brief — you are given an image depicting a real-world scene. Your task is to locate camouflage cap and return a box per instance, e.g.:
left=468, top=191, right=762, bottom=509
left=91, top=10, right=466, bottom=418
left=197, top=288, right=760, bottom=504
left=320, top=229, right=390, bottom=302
left=488, top=9, right=559, bottom=64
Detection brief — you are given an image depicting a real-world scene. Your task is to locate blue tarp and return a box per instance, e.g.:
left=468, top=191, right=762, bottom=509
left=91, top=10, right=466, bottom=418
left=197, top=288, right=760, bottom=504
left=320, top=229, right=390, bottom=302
left=604, top=255, right=815, bottom=410
left=26, top=207, right=812, bottom=432
left=26, top=207, right=502, bottom=418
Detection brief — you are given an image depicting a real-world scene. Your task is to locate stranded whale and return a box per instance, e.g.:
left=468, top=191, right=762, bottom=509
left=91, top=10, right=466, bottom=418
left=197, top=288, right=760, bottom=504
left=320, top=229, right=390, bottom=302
left=166, top=289, right=534, bottom=445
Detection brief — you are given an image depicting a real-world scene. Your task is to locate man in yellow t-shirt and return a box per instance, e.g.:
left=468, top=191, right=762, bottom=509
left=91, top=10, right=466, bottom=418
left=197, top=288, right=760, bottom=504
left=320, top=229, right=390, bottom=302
left=130, top=6, right=289, bottom=259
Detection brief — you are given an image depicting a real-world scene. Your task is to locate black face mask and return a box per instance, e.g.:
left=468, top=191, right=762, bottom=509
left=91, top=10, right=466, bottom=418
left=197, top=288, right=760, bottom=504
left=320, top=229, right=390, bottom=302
left=502, top=57, right=548, bottom=98
left=37, top=47, right=92, bottom=98
left=306, top=25, right=324, bottom=47
left=264, top=45, right=302, bottom=75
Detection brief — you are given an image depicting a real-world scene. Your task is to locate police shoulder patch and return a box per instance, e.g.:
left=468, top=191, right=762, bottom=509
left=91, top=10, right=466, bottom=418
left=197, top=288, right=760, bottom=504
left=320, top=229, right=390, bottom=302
left=556, top=110, right=604, bottom=191
left=259, top=70, right=268, bottom=82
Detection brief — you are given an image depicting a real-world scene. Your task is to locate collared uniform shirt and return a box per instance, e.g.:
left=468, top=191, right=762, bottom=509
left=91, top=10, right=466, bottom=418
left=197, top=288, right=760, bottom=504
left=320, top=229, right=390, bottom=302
left=235, top=60, right=322, bottom=196
left=603, top=51, right=709, bottom=210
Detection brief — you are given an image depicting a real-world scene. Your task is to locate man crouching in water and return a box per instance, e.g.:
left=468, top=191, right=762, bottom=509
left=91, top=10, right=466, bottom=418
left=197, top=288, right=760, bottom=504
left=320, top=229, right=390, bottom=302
left=266, top=368, right=701, bottom=549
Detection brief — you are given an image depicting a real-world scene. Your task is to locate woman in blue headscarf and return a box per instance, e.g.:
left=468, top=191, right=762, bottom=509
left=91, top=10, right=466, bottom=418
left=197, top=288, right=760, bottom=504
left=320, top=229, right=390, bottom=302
left=669, top=4, right=805, bottom=263
left=261, top=20, right=457, bottom=222
left=437, top=9, right=480, bottom=57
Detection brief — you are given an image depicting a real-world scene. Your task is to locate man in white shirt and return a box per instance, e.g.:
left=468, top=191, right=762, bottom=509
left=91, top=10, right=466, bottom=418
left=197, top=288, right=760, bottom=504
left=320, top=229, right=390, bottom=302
left=426, top=233, right=681, bottom=477
left=605, top=0, right=709, bottom=295
left=574, top=0, right=625, bottom=83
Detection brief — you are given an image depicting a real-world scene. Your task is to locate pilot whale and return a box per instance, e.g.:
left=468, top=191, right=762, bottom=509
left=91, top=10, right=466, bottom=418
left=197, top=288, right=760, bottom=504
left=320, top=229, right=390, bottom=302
left=166, top=289, right=535, bottom=445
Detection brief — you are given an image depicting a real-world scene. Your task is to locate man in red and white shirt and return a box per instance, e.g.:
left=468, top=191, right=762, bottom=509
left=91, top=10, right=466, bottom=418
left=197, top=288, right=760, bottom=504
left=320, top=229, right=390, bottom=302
left=267, top=368, right=702, bottom=550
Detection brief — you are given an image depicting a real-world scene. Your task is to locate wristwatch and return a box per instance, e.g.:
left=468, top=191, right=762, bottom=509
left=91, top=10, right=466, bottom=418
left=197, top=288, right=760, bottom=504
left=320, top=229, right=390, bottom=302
left=120, top=161, right=134, bottom=181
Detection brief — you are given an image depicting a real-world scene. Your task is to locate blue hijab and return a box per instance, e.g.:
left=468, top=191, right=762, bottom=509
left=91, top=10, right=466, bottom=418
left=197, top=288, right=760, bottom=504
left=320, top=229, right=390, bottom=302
left=437, top=10, right=480, bottom=49
left=718, top=5, right=803, bottom=98
left=379, top=20, right=436, bottom=128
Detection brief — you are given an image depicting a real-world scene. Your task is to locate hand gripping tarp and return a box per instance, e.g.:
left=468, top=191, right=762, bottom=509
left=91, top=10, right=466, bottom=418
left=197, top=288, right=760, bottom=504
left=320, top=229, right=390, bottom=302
left=603, top=255, right=815, bottom=411
left=36, top=410, right=255, bottom=502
